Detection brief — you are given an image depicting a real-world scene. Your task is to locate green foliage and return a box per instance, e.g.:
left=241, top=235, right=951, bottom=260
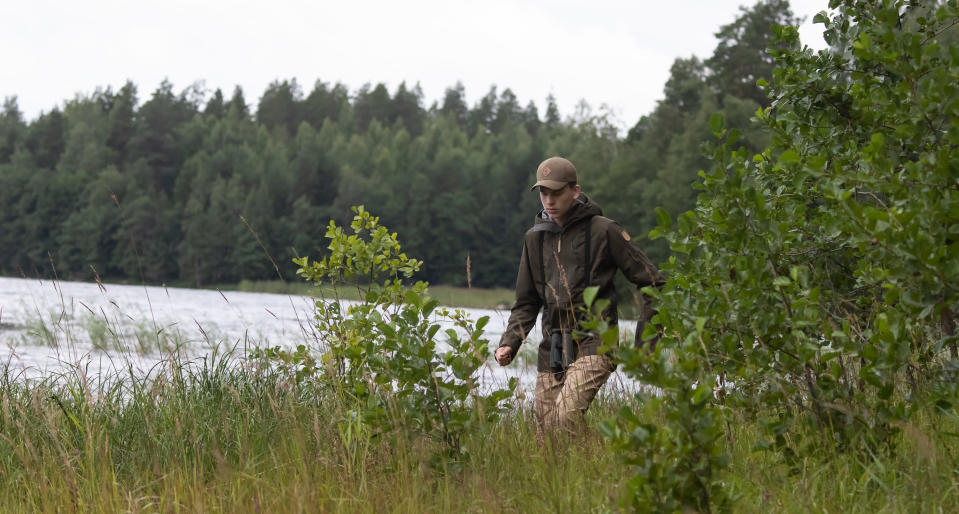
left=259, top=206, right=515, bottom=462
left=1, top=351, right=957, bottom=512
left=706, top=0, right=800, bottom=106
left=606, top=1, right=959, bottom=511
left=607, top=0, right=795, bottom=267
left=297, top=205, right=423, bottom=286
left=0, top=2, right=792, bottom=290
left=576, top=282, right=734, bottom=513
left=247, top=343, right=317, bottom=383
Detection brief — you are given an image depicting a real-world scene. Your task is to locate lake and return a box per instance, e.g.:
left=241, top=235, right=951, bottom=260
left=0, top=276, right=640, bottom=396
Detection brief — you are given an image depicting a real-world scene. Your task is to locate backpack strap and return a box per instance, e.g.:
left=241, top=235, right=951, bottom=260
left=538, top=230, right=548, bottom=314
left=532, top=221, right=558, bottom=309
left=584, top=217, right=592, bottom=288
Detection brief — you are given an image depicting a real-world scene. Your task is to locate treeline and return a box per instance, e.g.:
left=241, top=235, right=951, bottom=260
left=0, top=0, right=798, bottom=288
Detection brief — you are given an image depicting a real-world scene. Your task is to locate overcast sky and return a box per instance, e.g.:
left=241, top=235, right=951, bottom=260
left=1, top=0, right=831, bottom=131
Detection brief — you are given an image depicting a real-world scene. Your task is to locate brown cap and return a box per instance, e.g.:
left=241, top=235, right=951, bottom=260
left=530, top=156, right=577, bottom=191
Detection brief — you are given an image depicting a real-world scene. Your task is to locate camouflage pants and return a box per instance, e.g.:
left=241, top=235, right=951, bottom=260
left=534, top=354, right=615, bottom=437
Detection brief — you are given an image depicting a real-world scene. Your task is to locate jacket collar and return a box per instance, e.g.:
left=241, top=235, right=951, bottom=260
left=532, top=194, right=602, bottom=233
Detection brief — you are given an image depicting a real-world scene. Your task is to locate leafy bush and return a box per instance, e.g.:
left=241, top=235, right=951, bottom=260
left=604, top=1, right=959, bottom=511
left=255, top=205, right=515, bottom=463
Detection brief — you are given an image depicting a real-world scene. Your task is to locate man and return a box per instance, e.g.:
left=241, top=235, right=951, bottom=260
left=494, top=156, right=664, bottom=436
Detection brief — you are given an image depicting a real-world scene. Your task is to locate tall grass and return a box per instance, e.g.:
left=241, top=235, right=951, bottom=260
left=2, top=337, right=958, bottom=513
left=725, top=404, right=959, bottom=513
left=3, top=296, right=959, bottom=512
left=0, top=344, right=628, bottom=513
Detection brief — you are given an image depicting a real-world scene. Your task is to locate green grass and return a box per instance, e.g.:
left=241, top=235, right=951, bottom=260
left=0, top=349, right=623, bottom=513
left=2, top=346, right=957, bottom=513
left=3, top=310, right=959, bottom=513
left=724, top=405, right=959, bottom=513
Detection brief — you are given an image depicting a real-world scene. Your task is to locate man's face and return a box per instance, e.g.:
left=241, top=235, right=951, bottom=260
left=539, top=183, right=581, bottom=225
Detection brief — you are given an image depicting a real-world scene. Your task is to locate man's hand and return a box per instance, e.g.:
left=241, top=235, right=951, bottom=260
left=494, top=346, right=514, bottom=366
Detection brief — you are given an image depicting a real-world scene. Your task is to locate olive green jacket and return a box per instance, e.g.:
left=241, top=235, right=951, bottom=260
left=498, top=195, right=664, bottom=372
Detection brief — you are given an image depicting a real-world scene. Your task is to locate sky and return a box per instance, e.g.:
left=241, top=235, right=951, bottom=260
left=1, top=0, right=832, bottom=131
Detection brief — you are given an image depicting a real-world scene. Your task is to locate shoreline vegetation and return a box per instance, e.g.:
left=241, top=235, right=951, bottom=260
left=3, top=0, right=959, bottom=511
left=1, top=346, right=956, bottom=513
left=2, top=201, right=957, bottom=511
left=222, top=279, right=518, bottom=311
left=0, top=273, right=517, bottom=310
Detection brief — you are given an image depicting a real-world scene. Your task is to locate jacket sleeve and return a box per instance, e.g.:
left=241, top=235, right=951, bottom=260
left=607, top=222, right=665, bottom=348
left=498, top=238, right=543, bottom=354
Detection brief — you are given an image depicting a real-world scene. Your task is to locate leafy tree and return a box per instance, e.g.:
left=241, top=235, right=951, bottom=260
left=706, top=0, right=800, bottom=106
left=225, top=85, right=250, bottom=119
left=302, top=80, right=349, bottom=128
left=612, top=47, right=772, bottom=267
left=290, top=122, right=339, bottom=206
left=0, top=97, right=25, bottom=164
left=177, top=177, right=238, bottom=285
left=204, top=88, right=226, bottom=118
left=353, top=83, right=391, bottom=132
left=605, top=1, right=959, bottom=510
left=439, top=82, right=469, bottom=128
left=491, top=88, right=521, bottom=133
left=0, top=151, right=39, bottom=274
left=115, top=189, right=180, bottom=282
left=521, top=100, right=541, bottom=135
left=544, top=94, right=561, bottom=128
left=104, top=81, right=138, bottom=166
left=389, top=81, right=426, bottom=136
left=468, top=86, right=498, bottom=135
left=256, top=79, right=303, bottom=138
left=56, top=119, right=113, bottom=179
left=470, top=124, right=542, bottom=287
left=661, top=56, right=707, bottom=117
left=0, top=38, right=805, bottom=290
left=129, top=80, right=198, bottom=194
left=289, top=195, right=337, bottom=261
left=24, top=108, right=67, bottom=170
left=232, top=184, right=274, bottom=280
left=57, top=167, right=129, bottom=277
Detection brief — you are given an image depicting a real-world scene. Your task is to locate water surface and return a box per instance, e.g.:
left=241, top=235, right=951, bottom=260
left=0, top=277, right=639, bottom=396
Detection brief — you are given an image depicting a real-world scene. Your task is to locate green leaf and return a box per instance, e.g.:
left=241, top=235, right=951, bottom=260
left=692, top=384, right=712, bottom=404
left=404, top=289, right=420, bottom=307
left=654, top=206, right=672, bottom=231
left=601, top=328, right=619, bottom=346
left=779, top=150, right=800, bottom=164
left=709, top=112, right=725, bottom=137
left=583, top=286, right=599, bottom=308
left=421, top=298, right=439, bottom=318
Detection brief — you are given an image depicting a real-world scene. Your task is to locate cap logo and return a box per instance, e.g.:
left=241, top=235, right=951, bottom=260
left=542, top=166, right=552, bottom=177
